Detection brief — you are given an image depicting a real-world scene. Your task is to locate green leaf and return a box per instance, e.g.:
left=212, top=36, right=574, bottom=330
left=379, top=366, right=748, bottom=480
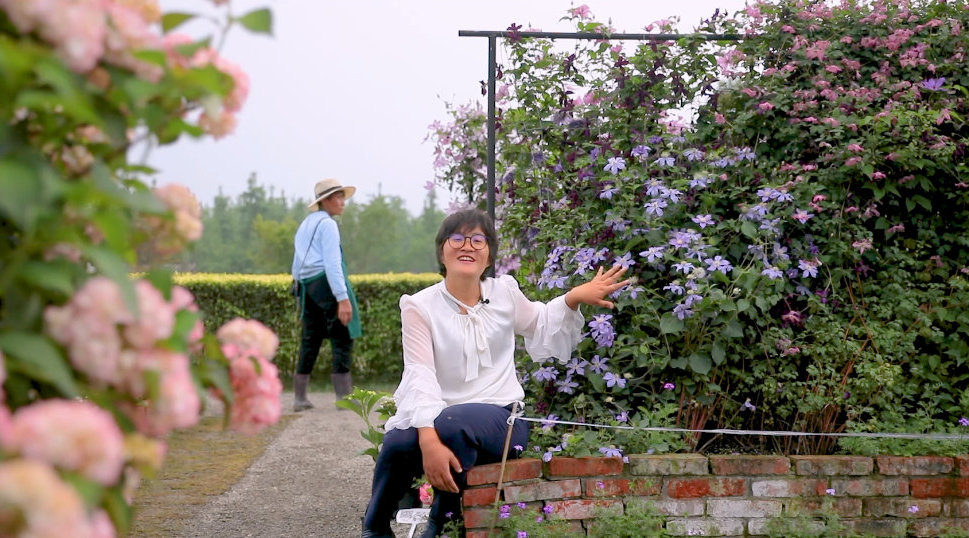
left=736, top=298, right=751, bottom=312
left=913, top=195, right=932, bottom=211
left=722, top=318, right=743, bottom=338
left=740, top=220, right=758, bottom=238
left=62, top=472, right=103, bottom=505
left=143, top=269, right=174, bottom=300
left=659, top=314, right=684, bottom=335
left=670, top=356, right=688, bottom=370
left=173, top=38, right=212, bottom=59
left=104, top=486, right=132, bottom=535
left=198, top=354, right=234, bottom=405
left=16, top=260, right=75, bottom=297
left=688, top=353, right=712, bottom=375
left=711, top=341, right=726, bottom=365
left=0, top=158, right=42, bottom=230
left=235, top=8, right=273, bottom=35
left=0, top=331, right=78, bottom=397
left=162, top=12, right=197, bottom=33
left=131, top=49, right=167, bottom=68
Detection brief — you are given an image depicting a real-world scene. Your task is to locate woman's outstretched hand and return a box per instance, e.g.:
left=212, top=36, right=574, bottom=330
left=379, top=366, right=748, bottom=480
left=565, top=264, right=631, bottom=310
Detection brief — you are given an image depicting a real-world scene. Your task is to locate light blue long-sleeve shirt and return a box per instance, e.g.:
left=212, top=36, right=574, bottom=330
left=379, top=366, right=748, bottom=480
left=291, top=210, right=348, bottom=301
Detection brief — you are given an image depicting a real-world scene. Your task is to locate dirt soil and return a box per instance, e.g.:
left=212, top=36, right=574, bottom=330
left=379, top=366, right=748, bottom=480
left=175, top=391, right=420, bottom=538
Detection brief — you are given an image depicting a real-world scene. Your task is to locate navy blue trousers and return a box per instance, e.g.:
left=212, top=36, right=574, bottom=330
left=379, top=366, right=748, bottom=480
left=362, top=403, right=530, bottom=534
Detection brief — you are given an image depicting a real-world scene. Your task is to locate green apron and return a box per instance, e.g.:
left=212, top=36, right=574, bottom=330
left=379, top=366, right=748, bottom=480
left=298, top=255, right=362, bottom=339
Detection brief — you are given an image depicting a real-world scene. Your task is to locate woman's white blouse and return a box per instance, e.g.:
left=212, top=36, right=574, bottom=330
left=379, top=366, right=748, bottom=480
left=384, top=275, right=584, bottom=431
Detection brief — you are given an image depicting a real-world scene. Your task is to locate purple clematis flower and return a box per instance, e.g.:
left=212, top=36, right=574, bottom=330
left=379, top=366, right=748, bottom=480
left=922, top=77, right=946, bottom=91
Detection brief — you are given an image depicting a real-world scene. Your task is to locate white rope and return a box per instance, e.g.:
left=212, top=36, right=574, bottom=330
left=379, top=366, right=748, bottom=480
left=508, top=415, right=969, bottom=441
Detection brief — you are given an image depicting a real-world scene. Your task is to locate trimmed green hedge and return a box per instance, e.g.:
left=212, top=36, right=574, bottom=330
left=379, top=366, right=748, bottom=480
left=174, top=272, right=441, bottom=384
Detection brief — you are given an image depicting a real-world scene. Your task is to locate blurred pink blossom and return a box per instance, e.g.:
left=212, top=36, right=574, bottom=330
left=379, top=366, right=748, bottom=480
left=44, top=242, right=83, bottom=262
left=716, top=48, right=746, bottom=76
left=154, top=183, right=203, bottom=242
left=123, top=280, right=176, bottom=349
left=568, top=4, right=591, bottom=19
left=199, top=109, right=238, bottom=139
left=227, top=354, right=282, bottom=435
left=120, top=351, right=201, bottom=436
left=0, top=460, right=105, bottom=537
left=805, top=40, right=831, bottom=61
left=852, top=239, right=873, bottom=254
left=9, top=400, right=125, bottom=486
left=103, top=2, right=163, bottom=81
left=192, top=48, right=250, bottom=113
left=217, top=318, right=279, bottom=361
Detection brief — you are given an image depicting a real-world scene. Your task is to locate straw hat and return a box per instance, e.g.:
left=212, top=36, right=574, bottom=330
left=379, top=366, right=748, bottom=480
left=308, top=178, right=356, bottom=209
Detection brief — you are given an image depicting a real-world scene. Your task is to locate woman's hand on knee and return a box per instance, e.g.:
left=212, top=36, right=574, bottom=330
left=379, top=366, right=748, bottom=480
left=419, top=428, right=461, bottom=493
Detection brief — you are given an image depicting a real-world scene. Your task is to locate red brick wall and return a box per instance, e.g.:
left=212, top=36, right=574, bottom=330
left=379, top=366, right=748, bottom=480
left=461, top=455, right=969, bottom=537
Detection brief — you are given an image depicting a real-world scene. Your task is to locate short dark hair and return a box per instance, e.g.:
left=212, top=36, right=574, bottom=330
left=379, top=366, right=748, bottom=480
left=435, top=209, right=498, bottom=280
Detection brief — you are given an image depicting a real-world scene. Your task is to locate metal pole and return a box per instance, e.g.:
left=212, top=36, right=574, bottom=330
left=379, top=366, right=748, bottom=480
left=485, top=36, right=497, bottom=278
left=486, top=35, right=496, bottom=225
left=459, top=30, right=742, bottom=41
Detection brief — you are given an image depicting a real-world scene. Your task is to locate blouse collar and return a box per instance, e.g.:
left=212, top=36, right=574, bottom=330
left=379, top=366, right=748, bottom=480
left=439, top=281, right=492, bottom=381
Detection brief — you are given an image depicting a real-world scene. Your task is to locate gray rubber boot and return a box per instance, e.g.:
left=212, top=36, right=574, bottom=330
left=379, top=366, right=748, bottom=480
left=331, top=372, right=353, bottom=402
left=293, top=373, right=314, bottom=412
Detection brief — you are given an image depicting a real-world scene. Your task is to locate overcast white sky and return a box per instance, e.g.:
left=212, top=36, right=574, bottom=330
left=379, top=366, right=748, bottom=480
left=150, top=0, right=748, bottom=215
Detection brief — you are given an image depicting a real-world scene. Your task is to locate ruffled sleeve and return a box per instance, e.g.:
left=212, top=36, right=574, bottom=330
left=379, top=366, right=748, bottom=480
left=499, top=275, right=584, bottom=363
left=383, top=294, right=448, bottom=430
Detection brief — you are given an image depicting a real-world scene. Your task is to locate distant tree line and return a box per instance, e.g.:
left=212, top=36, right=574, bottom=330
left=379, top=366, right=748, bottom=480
left=157, top=175, right=445, bottom=274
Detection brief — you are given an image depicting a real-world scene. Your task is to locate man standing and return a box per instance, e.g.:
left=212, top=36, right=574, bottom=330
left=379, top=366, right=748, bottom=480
left=291, top=178, right=362, bottom=411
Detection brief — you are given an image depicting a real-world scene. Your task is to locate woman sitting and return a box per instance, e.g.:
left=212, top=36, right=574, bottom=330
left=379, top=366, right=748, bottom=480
left=361, top=209, right=629, bottom=538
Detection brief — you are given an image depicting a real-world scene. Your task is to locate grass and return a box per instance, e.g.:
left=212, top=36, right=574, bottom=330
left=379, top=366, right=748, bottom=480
left=128, top=414, right=297, bottom=537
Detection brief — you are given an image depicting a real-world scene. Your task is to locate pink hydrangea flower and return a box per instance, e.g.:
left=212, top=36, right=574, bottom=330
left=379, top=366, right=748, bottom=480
left=153, top=183, right=203, bottom=247
left=217, top=318, right=279, bottom=361
left=103, top=2, right=163, bottom=81
left=123, top=280, right=176, bottom=349
left=9, top=399, right=125, bottom=486
left=190, top=47, right=250, bottom=118
left=198, top=109, right=238, bottom=139
left=120, top=351, right=201, bottom=437
left=226, top=354, right=282, bottom=435
left=0, top=460, right=103, bottom=537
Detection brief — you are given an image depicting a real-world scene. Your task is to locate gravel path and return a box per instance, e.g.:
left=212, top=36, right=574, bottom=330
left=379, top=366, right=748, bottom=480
left=179, top=391, right=420, bottom=538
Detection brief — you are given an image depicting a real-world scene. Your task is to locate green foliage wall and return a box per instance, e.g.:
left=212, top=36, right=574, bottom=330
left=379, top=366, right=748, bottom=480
left=175, top=272, right=442, bottom=383
left=432, top=0, right=969, bottom=456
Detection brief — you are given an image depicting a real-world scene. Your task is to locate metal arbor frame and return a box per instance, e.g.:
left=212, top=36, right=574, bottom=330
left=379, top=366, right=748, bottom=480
left=457, top=30, right=742, bottom=222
